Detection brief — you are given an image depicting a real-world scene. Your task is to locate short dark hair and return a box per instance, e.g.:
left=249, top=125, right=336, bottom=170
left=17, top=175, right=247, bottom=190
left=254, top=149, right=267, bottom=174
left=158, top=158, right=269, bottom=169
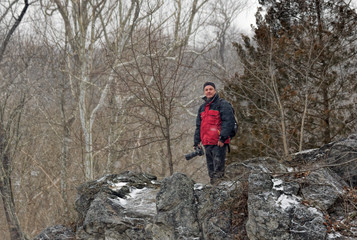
left=203, top=82, right=216, bottom=90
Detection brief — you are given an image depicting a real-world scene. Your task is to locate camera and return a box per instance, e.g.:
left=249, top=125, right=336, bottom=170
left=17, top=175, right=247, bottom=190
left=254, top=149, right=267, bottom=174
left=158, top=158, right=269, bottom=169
left=185, top=146, right=204, bottom=160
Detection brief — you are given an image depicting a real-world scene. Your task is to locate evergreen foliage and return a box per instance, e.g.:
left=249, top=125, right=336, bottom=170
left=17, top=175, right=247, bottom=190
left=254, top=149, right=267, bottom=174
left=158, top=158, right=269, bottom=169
left=228, top=0, right=357, bottom=160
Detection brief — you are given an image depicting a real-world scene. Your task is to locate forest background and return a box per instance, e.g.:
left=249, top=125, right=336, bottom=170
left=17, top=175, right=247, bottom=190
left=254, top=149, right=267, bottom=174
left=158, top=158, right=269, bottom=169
left=1, top=0, right=356, bottom=239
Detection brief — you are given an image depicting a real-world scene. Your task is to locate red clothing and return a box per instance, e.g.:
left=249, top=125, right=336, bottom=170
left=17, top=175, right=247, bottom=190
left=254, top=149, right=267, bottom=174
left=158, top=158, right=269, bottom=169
left=200, top=103, right=230, bottom=146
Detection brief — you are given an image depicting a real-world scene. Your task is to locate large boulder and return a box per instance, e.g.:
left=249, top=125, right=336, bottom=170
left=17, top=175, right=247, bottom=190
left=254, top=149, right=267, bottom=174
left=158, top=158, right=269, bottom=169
left=150, top=173, right=199, bottom=239
left=245, top=171, right=327, bottom=240
left=149, top=172, right=244, bottom=240
left=75, top=171, right=160, bottom=240
left=194, top=180, right=244, bottom=239
left=241, top=156, right=357, bottom=240
left=71, top=171, right=245, bottom=240
left=292, top=134, right=357, bottom=187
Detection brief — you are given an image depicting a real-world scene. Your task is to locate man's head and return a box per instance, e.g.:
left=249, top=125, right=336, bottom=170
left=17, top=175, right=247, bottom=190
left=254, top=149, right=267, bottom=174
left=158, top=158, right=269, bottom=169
left=203, top=82, right=216, bottom=99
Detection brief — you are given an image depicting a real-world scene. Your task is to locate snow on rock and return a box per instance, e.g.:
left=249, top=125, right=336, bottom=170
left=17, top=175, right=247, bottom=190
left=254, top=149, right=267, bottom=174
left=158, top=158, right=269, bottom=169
left=275, top=194, right=301, bottom=211
left=116, top=187, right=158, bottom=216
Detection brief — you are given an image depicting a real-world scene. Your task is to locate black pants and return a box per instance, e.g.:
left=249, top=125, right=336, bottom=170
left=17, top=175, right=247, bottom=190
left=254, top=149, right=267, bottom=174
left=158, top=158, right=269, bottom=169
left=204, top=145, right=227, bottom=182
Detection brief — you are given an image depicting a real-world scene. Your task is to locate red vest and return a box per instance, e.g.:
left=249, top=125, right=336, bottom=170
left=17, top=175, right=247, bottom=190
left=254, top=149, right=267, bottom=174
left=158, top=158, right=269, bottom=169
left=200, top=103, right=230, bottom=146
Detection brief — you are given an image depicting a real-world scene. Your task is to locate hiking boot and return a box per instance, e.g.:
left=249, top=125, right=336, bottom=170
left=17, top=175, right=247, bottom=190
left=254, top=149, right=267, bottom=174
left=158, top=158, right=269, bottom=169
left=210, top=178, right=217, bottom=185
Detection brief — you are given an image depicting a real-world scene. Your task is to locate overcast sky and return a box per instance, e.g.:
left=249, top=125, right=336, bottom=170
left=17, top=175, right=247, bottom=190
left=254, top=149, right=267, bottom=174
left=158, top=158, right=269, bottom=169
left=236, top=1, right=259, bottom=33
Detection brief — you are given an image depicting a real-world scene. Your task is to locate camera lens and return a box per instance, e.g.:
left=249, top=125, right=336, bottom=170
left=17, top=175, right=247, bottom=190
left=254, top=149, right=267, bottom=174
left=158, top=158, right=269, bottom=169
left=185, top=146, right=204, bottom=160
left=185, top=151, right=197, bottom=160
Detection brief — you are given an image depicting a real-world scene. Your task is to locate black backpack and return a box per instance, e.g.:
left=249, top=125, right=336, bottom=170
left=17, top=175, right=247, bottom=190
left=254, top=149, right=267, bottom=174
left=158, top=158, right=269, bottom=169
left=220, top=99, right=238, bottom=139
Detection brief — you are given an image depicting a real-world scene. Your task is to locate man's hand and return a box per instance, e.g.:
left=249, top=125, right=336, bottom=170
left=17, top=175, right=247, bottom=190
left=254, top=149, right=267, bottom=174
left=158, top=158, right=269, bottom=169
left=217, top=141, right=224, bottom=147
left=194, top=144, right=201, bottom=150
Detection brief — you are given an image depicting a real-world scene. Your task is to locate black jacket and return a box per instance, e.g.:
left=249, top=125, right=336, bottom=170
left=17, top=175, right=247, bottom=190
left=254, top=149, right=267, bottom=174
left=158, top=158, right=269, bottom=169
left=194, top=94, right=235, bottom=146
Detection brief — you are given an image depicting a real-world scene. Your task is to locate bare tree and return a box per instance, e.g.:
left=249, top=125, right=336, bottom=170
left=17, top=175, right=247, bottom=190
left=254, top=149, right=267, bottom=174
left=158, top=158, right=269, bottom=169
left=41, top=0, right=162, bottom=180
left=207, top=0, right=249, bottom=66
left=0, top=0, right=29, bottom=62
left=116, top=0, right=211, bottom=176
left=0, top=1, right=30, bottom=239
left=0, top=96, right=29, bottom=240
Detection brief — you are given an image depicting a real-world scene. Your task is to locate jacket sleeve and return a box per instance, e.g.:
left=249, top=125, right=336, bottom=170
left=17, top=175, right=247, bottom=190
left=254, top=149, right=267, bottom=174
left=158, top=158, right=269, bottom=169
left=219, top=100, right=235, bottom=142
left=193, top=106, right=202, bottom=146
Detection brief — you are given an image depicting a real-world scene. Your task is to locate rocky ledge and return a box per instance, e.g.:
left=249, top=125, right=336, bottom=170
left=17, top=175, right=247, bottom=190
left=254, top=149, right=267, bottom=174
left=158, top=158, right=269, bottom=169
left=34, top=134, right=357, bottom=240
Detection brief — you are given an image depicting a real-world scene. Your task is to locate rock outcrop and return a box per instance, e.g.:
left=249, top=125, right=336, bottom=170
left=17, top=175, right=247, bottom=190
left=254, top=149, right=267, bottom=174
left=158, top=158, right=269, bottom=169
left=34, top=135, right=357, bottom=240
left=33, top=225, right=75, bottom=240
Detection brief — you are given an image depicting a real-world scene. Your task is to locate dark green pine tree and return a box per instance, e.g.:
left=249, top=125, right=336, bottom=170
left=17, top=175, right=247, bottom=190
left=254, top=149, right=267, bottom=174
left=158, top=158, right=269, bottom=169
left=227, top=0, right=357, bottom=161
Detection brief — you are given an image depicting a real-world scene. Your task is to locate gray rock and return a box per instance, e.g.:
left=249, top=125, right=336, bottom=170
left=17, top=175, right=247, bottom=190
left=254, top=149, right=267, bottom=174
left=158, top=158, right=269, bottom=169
left=246, top=171, right=327, bottom=240
left=226, top=157, right=289, bottom=178
left=246, top=172, right=291, bottom=240
left=300, top=168, right=346, bottom=211
left=195, top=181, right=243, bottom=240
left=292, top=134, right=357, bottom=187
left=325, top=134, right=357, bottom=187
left=151, top=173, right=200, bottom=240
left=33, top=225, right=75, bottom=240
left=151, top=173, right=244, bottom=240
left=75, top=171, right=160, bottom=240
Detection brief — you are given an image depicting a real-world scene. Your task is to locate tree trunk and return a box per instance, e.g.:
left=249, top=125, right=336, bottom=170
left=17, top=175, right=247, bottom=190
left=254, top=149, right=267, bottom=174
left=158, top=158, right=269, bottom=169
left=322, top=82, right=331, bottom=143
left=60, top=90, right=74, bottom=216
left=0, top=130, right=28, bottom=240
left=165, top=118, right=174, bottom=175
left=315, top=0, right=331, bottom=144
left=299, top=93, right=309, bottom=151
left=0, top=179, right=27, bottom=240
left=0, top=0, right=29, bottom=63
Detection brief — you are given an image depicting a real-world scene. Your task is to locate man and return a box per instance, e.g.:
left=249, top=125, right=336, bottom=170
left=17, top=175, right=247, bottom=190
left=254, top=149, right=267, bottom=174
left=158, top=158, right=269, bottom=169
left=194, top=82, right=235, bottom=184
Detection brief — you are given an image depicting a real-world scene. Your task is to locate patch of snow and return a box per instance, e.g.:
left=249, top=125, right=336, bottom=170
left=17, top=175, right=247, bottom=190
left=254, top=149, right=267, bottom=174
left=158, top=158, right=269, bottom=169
left=287, top=167, right=294, bottom=172
left=327, top=232, right=342, bottom=239
left=194, top=183, right=204, bottom=190
left=272, top=178, right=283, bottom=191
left=151, top=180, right=161, bottom=185
left=117, top=187, right=158, bottom=216
left=276, top=194, right=301, bottom=210
left=307, top=207, right=323, bottom=217
left=109, top=182, right=127, bottom=191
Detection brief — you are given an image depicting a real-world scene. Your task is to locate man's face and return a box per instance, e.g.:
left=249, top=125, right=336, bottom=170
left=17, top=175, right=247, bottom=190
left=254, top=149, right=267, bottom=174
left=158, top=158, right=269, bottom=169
left=204, top=85, right=216, bottom=99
